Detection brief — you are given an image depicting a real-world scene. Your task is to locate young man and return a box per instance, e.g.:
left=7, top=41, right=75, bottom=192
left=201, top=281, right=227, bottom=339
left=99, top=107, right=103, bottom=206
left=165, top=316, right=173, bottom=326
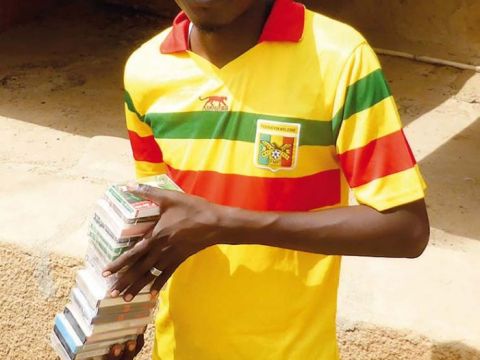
left=106, top=0, right=430, bottom=359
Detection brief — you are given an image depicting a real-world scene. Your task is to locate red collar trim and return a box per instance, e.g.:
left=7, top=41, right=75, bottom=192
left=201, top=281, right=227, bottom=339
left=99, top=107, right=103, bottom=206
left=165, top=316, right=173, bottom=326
left=160, top=12, right=191, bottom=54
left=160, top=0, right=305, bottom=54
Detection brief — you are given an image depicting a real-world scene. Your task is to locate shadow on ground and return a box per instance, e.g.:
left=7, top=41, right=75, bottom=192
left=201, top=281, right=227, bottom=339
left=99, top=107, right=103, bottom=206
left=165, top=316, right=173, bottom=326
left=432, top=342, right=480, bottom=360
left=0, top=0, right=475, bottom=136
left=0, top=1, right=478, bottom=240
left=0, top=0, right=169, bottom=138
left=420, top=118, right=480, bottom=242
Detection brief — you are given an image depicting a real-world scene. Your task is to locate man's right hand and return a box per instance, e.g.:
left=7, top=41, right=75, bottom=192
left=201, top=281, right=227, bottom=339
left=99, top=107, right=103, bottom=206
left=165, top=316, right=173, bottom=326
left=106, top=334, right=144, bottom=360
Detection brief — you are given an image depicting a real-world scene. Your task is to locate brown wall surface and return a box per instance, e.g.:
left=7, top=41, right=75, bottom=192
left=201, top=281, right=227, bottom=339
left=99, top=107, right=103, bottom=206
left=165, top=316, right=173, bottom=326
left=306, top=0, right=480, bottom=65
left=103, top=0, right=179, bottom=17
left=103, top=0, right=480, bottom=65
left=0, top=0, right=59, bottom=32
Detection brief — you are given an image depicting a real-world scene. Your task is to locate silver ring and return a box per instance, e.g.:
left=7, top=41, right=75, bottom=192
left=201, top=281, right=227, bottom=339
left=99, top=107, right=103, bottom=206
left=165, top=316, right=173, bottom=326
left=150, top=267, right=162, bottom=277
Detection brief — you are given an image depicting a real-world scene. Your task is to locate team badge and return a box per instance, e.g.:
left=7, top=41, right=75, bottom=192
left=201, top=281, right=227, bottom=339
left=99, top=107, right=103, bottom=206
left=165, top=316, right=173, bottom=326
left=254, top=119, right=301, bottom=172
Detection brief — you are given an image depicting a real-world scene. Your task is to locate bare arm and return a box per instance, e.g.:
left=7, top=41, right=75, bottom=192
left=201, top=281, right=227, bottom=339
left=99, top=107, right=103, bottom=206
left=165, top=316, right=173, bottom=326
left=104, top=187, right=430, bottom=301
left=219, top=198, right=429, bottom=258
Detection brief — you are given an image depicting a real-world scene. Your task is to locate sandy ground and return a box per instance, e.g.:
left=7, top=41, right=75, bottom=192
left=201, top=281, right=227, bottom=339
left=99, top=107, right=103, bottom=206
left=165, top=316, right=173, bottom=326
left=2, top=242, right=480, bottom=360
left=0, top=1, right=479, bottom=359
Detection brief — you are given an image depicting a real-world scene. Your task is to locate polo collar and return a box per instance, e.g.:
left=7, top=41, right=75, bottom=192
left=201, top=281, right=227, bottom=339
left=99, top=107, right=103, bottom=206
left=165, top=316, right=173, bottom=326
left=160, top=0, right=305, bottom=54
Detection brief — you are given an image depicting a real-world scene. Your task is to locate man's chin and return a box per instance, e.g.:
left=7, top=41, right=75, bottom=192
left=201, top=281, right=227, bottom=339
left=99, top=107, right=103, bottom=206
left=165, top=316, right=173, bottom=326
left=194, top=22, right=223, bottom=33
left=192, top=18, right=230, bottom=33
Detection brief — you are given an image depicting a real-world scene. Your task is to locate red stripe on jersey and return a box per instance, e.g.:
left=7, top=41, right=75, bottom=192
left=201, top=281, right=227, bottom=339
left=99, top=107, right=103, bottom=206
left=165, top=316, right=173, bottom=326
left=128, top=130, right=164, bottom=163
left=338, top=130, right=416, bottom=188
left=167, top=167, right=341, bottom=211
left=160, top=12, right=190, bottom=54
left=258, top=0, right=305, bottom=43
left=281, top=137, right=295, bottom=167
left=161, top=0, right=305, bottom=54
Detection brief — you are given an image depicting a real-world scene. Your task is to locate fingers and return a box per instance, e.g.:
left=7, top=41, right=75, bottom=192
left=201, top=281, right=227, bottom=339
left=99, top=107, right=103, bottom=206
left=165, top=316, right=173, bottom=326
left=150, top=263, right=179, bottom=298
left=122, top=271, right=155, bottom=302
left=107, top=343, right=125, bottom=360
left=122, top=340, right=139, bottom=360
left=103, top=238, right=150, bottom=277
left=110, top=243, right=172, bottom=299
left=103, top=215, right=172, bottom=278
left=127, top=184, right=170, bottom=205
left=107, top=337, right=143, bottom=360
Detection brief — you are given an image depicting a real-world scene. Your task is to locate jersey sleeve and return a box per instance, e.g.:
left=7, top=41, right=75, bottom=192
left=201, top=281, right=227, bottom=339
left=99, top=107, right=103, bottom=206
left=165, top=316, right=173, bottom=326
left=332, top=43, right=426, bottom=211
left=124, top=90, right=168, bottom=179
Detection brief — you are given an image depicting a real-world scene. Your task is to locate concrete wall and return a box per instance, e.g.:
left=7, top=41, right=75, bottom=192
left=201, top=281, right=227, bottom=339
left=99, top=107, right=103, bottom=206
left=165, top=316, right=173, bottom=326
left=4, top=0, right=479, bottom=64
left=103, top=0, right=179, bottom=17
left=307, top=0, right=480, bottom=65
left=0, top=0, right=59, bottom=32
left=103, top=0, right=480, bottom=65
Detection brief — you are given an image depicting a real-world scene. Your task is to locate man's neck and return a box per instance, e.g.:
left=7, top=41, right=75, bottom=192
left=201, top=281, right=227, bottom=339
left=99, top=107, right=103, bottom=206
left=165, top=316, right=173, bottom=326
left=190, top=1, right=273, bottom=69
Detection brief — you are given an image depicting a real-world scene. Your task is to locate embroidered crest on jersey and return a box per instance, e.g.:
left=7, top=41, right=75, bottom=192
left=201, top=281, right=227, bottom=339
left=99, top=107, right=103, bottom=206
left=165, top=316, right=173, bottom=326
left=199, top=95, right=229, bottom=111
left=254, top=120, right=301, bottom=172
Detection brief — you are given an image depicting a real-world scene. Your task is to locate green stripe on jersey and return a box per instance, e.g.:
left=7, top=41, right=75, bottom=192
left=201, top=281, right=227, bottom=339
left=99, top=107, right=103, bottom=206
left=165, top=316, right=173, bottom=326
left=144, top=111, right=334, bottom=146
left=124, top=91, right=144, bottom=121
left=332, top=69, right=392, bottom=140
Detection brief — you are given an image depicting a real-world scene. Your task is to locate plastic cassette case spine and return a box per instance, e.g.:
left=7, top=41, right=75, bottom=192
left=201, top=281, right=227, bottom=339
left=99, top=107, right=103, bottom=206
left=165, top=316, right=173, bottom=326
left=89, top=221, right=132, bottom=257
left=64, top=303, right=92, bottom=339
left=71, top=287, right=96, bottom=321
left=94, top=199, right=155, bottom=239
left=76, top=268, right=153, bottom=308
left=81, top=334, right=137, bottom=353
left=54, top=313, right=84, bottom=354
left=53, top=326, right=80, bottom=360
left=92, top=213, right=143, bottom=245
left=51, top=330, right=109, bottom=360
left=106, top=185, right=160, bottom=219
left=104, top=192, right=160, bottom=225
left=71, top=287, right=153, bottom=325
left=50, top=331, right=74, bottom=360
left=51, top=331, right=72, bottom=360
left=88, top=228, right=122, bottom=263
left=61, top=304, right=146, bottom=343
left=82, top=265, right=153, bottom=298
left=71, top=286, right=155, bottom=318
left=92, top=308, right=152, bottom=324
left=84, top=247, right=109, bottom=279
left=66, top=300, right=152, bottom=335
left=139, top=174, right=184, bottom=192
left=63, top=306, right=89, bottom=343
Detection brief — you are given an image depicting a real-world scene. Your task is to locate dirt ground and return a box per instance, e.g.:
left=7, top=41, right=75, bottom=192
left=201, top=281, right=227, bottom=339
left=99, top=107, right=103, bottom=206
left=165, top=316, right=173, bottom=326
left=0, top=1, right=479, bottom=359
left=2, top=243, right=480, bottom=360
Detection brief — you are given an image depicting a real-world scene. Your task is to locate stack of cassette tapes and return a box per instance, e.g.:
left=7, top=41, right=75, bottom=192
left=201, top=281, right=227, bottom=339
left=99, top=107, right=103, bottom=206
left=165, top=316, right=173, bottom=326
left=51, top=175, right=182, bottom=360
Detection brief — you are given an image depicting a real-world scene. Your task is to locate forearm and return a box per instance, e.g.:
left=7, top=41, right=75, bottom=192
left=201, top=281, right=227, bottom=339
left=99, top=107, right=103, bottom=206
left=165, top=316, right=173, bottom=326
left=217, top=200, right=430, bottom=258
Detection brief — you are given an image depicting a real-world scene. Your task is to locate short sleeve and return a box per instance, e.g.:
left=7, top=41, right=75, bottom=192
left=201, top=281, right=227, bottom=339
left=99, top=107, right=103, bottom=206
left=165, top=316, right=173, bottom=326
left=332, top=43, right=426, bottom=211
left=124, top=90, right=167, bottom=179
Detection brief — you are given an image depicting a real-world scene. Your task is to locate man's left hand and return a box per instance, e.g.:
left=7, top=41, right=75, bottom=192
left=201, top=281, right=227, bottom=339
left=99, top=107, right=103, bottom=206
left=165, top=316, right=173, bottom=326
left=106, top=335, right=144, bottom=360
left=103, top=184, right=222, bottom=301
